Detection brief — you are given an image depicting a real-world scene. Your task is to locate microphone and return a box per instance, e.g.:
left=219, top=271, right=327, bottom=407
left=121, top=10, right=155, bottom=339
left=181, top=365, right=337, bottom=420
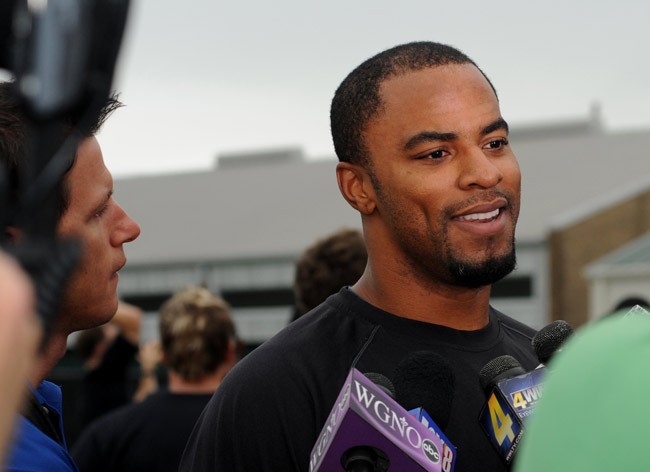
left=479, top=323, right=575, bottom=465
left=392, top=351, right=457, bottom=472
left=531, top=320, right=574, bottom=365
left=478, top=355, right=544, bottom=465
left=338, top=373, right=396, bottom=472
left=309, top=368, right=445, bottom=472
left=364, top=372, right=396, bottom=398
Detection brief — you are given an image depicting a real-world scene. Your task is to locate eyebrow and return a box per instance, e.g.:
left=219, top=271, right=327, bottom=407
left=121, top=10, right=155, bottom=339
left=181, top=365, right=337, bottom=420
left=403, top=118, right=510, bottom=151
left=481, top=118, right=509, bottom=136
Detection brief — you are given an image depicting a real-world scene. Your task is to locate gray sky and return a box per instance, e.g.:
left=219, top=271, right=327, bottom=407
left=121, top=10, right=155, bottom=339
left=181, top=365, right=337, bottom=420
left=98, top=0, right=650, bottom=177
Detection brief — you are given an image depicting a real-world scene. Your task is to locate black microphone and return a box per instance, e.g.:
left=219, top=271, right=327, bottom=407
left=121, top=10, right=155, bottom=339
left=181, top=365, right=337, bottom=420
left=531, top=320, right=574, bottom=366
left=392, top=351, right=455, bottom=431
left=479, top=355, right=525, bottom=395
left=364, top=372, right=396, bottom=399
left=392, top=351, right=457, bottom=472
left=478, top=355, right=544, bottom=465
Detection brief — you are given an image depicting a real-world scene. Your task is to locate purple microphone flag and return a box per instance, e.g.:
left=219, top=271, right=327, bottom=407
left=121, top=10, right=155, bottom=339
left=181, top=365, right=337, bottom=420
left=309, top=368, right=444, bottom=471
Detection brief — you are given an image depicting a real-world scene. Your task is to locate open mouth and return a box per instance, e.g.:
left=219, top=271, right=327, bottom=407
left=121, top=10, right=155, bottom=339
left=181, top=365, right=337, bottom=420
left=456, top=208, right=500, bottom=222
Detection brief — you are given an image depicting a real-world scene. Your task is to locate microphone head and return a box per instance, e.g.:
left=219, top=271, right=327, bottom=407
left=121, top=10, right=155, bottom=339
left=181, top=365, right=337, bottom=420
left=479, top=355, right=525, bottom=394
left=363, top=372, right=396, bottom=399
left=532, top=320, right=574, bottom=365
left=392, top=351, right=455, bottom=431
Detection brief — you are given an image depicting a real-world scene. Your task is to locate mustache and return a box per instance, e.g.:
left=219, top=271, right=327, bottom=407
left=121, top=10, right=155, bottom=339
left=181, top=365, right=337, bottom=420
left=443, top=189, right=517, bottom=219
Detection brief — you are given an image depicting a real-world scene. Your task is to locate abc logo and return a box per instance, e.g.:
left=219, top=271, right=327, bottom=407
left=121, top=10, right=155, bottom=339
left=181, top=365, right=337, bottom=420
left=423, top=439, right=440, bottom=463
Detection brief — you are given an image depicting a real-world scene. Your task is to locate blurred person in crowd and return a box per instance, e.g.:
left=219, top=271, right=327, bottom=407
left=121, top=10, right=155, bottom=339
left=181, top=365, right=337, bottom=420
left=72, top=286, right=238, bottom=472
left=291, top=227, right=367, bottom=322
left=74, top=301, right=142, bottom=430
left=131, top=338, right=163, bottom=402
left=0, top=251, right=40, bottom=467
left=0, top=81, right=141, bottom=471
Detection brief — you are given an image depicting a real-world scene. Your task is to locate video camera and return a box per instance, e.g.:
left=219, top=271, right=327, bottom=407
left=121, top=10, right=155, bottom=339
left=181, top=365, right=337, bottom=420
left=0, top=0, right=130, bottom=344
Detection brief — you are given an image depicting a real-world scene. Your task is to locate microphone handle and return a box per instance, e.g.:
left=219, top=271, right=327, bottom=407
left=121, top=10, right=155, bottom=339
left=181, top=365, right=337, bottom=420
left=342, top=446, right=380, bottom=472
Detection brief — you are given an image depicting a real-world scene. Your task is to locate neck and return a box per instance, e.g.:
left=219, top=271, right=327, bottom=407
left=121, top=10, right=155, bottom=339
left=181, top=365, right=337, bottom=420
left=32, top=331, right=69, bottom=387
left=167, top=369, right=224, bottom=395
left=353, top=260, right=492, bottom=331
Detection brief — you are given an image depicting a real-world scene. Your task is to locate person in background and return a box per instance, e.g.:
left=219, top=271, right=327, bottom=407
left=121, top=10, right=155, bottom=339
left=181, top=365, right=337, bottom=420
left=291, top=227, right=367, bottom=322
left=71, top=286, right=238, bottom=472
left=131, top=338, right=163, bottom=402
left=74, top=301, right=142, bottom=430
left=0, top=80, right=141, bottom=472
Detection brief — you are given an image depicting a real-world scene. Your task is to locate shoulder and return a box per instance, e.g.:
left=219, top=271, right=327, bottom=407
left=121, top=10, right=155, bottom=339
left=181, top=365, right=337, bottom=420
left=6, top=418, right=76, bottom=472
left=77, top=396, right=150, bottom=440
left=490, top=306, right=537, bottom=341
left=180, top=293, right=380, bottom=471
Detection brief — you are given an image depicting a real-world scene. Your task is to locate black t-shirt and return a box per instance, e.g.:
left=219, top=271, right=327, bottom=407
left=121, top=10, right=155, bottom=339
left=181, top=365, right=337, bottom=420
left=79, top=334, right=138, bottom=429
left=180, top=288, right=538, bottom=472
left=72, top=390, right=213, bottom=472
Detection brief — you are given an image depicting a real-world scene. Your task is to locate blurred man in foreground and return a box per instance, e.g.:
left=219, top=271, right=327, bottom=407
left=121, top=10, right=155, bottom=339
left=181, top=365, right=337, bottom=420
left=0, top=251, right=40, bottom=467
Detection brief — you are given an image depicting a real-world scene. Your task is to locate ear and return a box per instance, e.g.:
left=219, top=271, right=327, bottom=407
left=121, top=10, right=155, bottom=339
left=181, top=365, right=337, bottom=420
left=336, top=162, right=377, bottom=215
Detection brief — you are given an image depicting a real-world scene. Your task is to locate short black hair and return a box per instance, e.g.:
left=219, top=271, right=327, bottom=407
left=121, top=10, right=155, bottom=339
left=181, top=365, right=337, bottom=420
left=330, top=41, right=497, bottom=167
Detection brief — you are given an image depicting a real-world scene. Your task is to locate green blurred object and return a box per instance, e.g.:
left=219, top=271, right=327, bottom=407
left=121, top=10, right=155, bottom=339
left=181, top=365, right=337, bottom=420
left=514, top=312, right=650, bottom=471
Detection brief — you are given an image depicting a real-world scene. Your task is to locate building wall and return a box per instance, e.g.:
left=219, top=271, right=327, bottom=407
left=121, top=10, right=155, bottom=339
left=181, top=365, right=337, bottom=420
left=549, top=189, right=650, bottom=327
left=491, top=241, right=549, bottom=329
left=588, top=271, right=650, bottom=319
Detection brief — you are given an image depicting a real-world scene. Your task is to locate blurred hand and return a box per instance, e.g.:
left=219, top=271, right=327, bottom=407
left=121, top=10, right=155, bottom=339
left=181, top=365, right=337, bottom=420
left=133, top=340, right=162, bottom=402
left=138, top=339, right=162, bottom=374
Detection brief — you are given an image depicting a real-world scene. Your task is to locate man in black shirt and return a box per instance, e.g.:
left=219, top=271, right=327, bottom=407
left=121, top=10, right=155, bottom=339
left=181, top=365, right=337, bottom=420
left=180, top=41, right=537, bottom=472
left=72, top=286, right=238, bottom=472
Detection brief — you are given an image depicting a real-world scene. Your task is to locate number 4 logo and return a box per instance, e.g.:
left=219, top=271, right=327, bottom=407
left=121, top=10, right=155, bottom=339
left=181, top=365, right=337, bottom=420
left=487, top=393, right=515, bottom=445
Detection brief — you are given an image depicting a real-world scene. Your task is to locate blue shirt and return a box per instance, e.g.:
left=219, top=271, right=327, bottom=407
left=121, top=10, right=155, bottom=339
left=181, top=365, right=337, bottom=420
left=6, top=381, right=78, bottom=472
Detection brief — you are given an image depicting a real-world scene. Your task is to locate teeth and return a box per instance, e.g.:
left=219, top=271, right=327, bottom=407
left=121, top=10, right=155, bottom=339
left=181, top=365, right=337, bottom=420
left=458, top=208, right=500, bottom=221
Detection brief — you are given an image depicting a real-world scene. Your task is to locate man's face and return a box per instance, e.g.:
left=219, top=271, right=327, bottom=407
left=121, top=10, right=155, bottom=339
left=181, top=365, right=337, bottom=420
left=56, top=136, right=140, bottom=333
left=363, top=64, right=521, bottom=288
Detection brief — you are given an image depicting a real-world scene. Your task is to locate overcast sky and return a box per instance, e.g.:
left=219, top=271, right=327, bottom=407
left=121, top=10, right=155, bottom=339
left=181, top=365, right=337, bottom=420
left=96, top=0, right=650, bottom=177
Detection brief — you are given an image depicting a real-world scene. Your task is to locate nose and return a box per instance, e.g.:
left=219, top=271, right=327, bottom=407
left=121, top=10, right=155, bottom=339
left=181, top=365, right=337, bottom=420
left=457, top=147, right=503, bottom=190
left=111, top=202, right=141, bottom=246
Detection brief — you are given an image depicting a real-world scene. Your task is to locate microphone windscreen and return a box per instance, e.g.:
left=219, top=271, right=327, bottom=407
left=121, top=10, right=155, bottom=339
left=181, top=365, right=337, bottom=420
left=531, top=320, right=574, bottom=364
left=364, top=372, right=396, bottom=399
left=392, top=351, right=455, bottom=431
left=479, top=355, right=525, bottom=393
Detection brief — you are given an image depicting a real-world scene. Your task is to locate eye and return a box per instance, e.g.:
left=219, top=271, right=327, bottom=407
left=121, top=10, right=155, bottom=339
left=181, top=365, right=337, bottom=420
left=417, top=148, right=450, bottom=160
left=484, top=138, right=509, bottom=150
left=93, top=203, right=109, bottom=218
